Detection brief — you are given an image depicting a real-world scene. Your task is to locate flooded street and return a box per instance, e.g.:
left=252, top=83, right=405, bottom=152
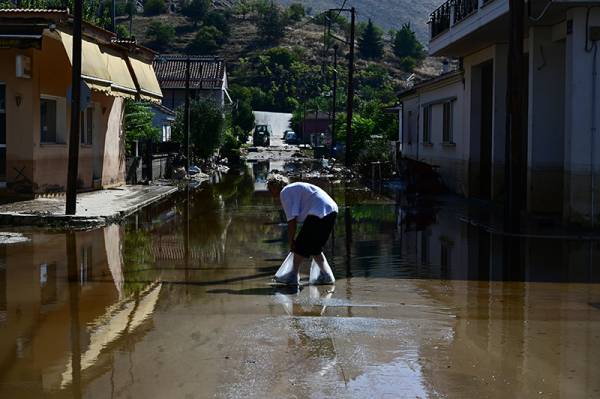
left=1, top=165, right=600, bottom=398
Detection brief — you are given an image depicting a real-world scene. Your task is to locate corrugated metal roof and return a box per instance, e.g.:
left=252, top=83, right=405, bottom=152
left=152, top=55, right=225, bottom=90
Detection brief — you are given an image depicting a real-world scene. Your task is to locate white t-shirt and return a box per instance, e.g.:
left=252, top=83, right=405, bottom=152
left=280, top=182, right=338, bottom=223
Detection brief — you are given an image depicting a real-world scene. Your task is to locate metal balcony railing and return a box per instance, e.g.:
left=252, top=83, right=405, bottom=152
left=429, top=0, right=496, bottom=40
left=453, top=0, right=479, bottom=24
left=430, top=1, right=452, bottom=39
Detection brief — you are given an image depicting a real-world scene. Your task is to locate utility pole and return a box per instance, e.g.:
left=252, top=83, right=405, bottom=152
left=184, top=56, right=191, bottom=173
left=345, top=7, right=356, bottom=168
left=66, top=0, right=83, bottom=215
left=112, top=0, right=116, bottom=33
left=331, top=44, right=338, bottom=157
left=505, top=0, right=526, bottom=231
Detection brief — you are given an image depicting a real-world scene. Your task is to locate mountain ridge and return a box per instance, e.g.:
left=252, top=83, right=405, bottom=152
left=273, top=0, right=444, bottom=43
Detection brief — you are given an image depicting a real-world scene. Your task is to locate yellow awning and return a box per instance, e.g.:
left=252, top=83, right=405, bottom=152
left=57, top=31, right=137, bottom=99
left=104, top=47, right=137, bottom=99
left=129, top=57, right=162, bottom=103
left=58, top=31, right=112, bottom=93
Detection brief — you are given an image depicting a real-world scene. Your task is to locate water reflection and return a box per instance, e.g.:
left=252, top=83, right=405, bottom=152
left=0, top=164, right=599, bottom=397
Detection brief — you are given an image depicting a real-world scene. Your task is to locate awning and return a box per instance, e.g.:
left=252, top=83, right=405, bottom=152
left=104, top=47, right=137, bottom=98
left=57, top=31, right=138, bottom=99
left=129, top=57, right=162, bottom=103
left=58, top=31, right=112, bottom=94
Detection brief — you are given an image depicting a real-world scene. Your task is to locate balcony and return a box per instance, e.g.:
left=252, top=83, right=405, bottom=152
left=428, top=0, right=509, bottom=56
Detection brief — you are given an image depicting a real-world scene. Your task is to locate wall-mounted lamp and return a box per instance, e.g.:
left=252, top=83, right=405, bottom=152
left=15, top=94, right=22, bottom=107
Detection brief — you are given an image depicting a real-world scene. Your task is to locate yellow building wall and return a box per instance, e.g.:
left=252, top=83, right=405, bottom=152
left=0, top=35, right=126, bottom=195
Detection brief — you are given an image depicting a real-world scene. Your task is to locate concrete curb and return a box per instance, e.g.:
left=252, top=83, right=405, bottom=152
left=0, top=186, right=179, bottom=229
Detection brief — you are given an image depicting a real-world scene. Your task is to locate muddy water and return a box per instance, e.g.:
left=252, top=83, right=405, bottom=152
left=1, top=165, right=600, bottom=398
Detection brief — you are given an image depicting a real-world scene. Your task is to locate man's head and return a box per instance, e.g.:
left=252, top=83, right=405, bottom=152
left=267, top=173, right=289, bottom=198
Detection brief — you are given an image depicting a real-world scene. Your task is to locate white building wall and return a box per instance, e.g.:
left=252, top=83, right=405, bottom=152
left=527, top=26, right=566, bottom=214
left=563, top=7, right=600, bottom=224
left=401, top=77, right=467, bottom=195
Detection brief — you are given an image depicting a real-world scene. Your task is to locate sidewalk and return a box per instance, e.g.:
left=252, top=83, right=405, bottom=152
left=0, top=185, right=178, bottom=228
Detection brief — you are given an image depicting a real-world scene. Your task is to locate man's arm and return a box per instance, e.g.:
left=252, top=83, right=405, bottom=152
left=287, top=218, right=297, bottom=251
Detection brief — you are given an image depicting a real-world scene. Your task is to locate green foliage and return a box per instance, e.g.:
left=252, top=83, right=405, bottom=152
left=358, top=19, right=384, bottom=60
left=399, top=56, right=417, bottom=72
left=1, top=0, right=111, bottom=28
left=116, top=24, right=131, bottom=39
left=146, top=21, right=175, bottom=49
left=187, top=25, right=225, bottom=54
left=229, top=85, right=256, bottom=135
left=123, top=101, right=160, bottom=152
left=144, top=0, right=166, bottom=16
left=286, top=3, right=305, bottom=22
left=172, top=99, right=225, bottom=159
left=182, top=0, right=211, bottom=25
left=204, top=9, right=231, bottom=37
left=392, top=23, right=424, bottom=71
left=257, top=4, right=286, bottom=43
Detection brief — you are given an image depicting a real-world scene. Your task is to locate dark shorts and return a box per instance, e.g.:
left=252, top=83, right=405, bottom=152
left=294, top=212, right=337, bottom=257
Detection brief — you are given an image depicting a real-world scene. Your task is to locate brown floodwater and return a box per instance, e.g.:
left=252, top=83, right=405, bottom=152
left=1, top=162, right=599, bottom=398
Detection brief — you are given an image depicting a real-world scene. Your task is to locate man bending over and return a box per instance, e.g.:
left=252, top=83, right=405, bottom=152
left=267, top=174, right=338, bottom=285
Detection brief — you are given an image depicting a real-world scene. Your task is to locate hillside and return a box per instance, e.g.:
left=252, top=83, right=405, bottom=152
left=127, top=7, right=444, bottom=85
left=274, top=0, right=443, bottom=43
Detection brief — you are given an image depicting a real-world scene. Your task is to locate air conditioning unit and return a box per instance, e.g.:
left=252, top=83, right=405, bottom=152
left=15, top=55, right=31, bottom=79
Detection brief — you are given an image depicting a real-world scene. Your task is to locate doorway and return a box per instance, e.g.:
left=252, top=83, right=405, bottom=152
left=469, top=61, right=494, bottom=199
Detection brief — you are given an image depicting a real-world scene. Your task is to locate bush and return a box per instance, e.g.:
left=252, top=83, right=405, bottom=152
left=143, top=0, right=166, bottom=16
left=257, top=5, right=286, bottom=42
left=146, top=21, right=175, bottom=49
left=182, top=0, right=211, bottom=26
left=172, top=99, right=225, bottom=159
left=286, top=3, right=305, bottom=22
left=399, top=56, right=418, bottom=72
left=123, top=101, right=160, bottom=154
left=186, top=26, right=225, bottom=54
left=116, top=24, right=130, bottom=38
left=203, top=10, right=231, bottom=37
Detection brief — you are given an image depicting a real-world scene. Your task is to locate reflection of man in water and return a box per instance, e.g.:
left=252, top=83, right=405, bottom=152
left=267, top=174, right=338, bottom=285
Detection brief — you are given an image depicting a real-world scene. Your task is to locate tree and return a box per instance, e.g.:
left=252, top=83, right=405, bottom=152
left=186, top=26, right=225, bottom=54
left=172, top=99, right=225, bottom=159
left=257, top=5, right=286, bottom=43
left=358, top=19, right=384, bottom=60
left=146, top=21, right=175, bottom=49
left=123, top=101, right=160, bottom=154
left=143, top=0, right=166, bottom=16
left=392, top=23, right=425, bottom=70
left=286, top=3, right=305, bottom=22
left=204, top=10, right=231, bottom=37
left=182, top=0, right=211, bottom=27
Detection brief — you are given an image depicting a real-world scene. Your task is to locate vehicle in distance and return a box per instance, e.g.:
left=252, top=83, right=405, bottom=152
left=253, top=124, right=271, bottom=147
left=284, top=130, right=299, bottom=144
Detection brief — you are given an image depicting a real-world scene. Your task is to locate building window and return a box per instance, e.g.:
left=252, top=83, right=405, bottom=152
left=40, top=96, right=66, bottom=144
left=422, top=105, right=432, bottom=144
left=443, top=101, right=454, bottom=144
left=162, top=125, right=171, bottom=142
left=40, top=98, right=57, bottom=143
left=80, top=106, right=93, bottom=145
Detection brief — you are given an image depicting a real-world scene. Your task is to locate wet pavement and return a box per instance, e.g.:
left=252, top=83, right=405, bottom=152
left=1, top=164, right=600, bottom=398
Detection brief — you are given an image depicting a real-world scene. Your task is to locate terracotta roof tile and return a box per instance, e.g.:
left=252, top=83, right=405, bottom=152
left=152, top=55, right=225, bottom=90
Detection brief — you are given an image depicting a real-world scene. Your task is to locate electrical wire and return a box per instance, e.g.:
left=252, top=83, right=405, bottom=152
left=528, top=0, right=553, bottom=22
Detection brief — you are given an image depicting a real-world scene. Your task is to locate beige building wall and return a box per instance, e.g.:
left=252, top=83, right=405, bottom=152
left=0, top=35, right=126, bottom=195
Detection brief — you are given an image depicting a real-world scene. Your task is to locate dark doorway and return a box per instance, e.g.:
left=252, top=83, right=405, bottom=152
left=480, top=62, right=494, bottom=199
